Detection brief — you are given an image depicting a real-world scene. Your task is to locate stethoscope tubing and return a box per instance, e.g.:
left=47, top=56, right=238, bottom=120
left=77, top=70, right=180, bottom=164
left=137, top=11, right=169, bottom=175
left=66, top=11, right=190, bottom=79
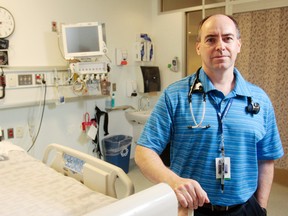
left=189, top=93, right=206, bottom=128
left=187, top=68, right=210, bottom=129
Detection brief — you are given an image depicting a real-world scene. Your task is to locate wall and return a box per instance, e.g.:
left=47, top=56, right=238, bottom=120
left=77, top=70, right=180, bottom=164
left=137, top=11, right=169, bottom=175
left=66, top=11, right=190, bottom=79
left=0, top=0, right=159, bottom=159
left=4, top=0, right=153, bottom=67
left=151, top=1, right=184, bottom=89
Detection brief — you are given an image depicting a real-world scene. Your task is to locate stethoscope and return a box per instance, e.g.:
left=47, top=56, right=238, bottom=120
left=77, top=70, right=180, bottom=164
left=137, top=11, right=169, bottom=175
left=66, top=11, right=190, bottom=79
left=187, top=68, right=260, bottom=129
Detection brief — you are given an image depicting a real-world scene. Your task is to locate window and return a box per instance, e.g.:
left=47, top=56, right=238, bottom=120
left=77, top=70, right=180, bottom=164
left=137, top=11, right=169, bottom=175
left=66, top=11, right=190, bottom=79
left=161, top=0, right=225, bottom=12
left=161, top=0, right=227, bottom=75
left=186, top=7, right=225, bottom=75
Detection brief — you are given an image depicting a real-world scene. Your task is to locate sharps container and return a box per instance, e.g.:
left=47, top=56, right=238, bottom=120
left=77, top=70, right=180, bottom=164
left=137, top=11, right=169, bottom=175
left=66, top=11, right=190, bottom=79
left=102, top=135, right=132, bottom=173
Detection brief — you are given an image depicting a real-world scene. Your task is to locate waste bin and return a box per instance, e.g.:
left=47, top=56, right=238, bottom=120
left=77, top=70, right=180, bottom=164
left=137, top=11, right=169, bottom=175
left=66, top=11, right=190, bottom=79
left=102, top=135, right=132, bottom=173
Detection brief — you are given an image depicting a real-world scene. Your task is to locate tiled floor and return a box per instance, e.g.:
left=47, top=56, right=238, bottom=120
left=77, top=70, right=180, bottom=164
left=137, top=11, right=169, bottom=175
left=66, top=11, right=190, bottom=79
left=126, top=161, right=288, bottom=216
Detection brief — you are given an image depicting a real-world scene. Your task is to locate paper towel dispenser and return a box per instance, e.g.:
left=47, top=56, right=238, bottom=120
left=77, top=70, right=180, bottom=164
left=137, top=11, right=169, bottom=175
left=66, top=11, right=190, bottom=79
left=137, top=66, right=161, bottom=93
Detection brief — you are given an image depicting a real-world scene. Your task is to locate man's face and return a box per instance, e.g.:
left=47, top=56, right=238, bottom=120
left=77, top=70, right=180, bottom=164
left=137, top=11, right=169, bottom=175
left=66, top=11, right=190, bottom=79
left=196, top=15, right=241, bottom=73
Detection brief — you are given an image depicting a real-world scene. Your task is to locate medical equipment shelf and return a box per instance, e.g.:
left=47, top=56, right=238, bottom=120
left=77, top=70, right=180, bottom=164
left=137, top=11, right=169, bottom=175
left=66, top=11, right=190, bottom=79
left=0, top=66, right=107, bottom=110
left=0, top=94, right=106, bottom=110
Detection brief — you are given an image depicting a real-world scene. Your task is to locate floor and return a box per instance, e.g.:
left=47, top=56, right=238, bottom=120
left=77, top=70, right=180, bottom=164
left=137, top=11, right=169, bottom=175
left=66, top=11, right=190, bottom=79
left=125, top=161, right=288, bottom=216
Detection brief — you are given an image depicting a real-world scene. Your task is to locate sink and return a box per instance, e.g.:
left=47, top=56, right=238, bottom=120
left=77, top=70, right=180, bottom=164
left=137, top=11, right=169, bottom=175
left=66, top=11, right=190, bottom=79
left=125, top=109, right=152, bottom=124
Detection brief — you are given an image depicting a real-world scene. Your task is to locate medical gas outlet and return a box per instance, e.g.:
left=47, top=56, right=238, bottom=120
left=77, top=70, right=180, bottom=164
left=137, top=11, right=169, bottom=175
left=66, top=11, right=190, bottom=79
left=35, top=74, right=46, bottom=84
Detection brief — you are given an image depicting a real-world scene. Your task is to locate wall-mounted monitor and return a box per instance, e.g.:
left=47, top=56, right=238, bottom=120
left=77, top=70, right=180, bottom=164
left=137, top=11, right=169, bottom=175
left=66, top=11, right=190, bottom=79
left=62, top=22, right=107, bottom=60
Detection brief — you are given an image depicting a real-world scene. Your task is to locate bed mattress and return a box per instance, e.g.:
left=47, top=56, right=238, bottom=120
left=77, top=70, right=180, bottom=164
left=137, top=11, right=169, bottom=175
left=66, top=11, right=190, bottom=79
left=0, top=150, right=116, bottom=216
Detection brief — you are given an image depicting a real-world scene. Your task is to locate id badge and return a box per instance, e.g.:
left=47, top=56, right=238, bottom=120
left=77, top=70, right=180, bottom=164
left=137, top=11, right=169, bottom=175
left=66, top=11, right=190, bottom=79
left=215, top=157, right=231, bottom=180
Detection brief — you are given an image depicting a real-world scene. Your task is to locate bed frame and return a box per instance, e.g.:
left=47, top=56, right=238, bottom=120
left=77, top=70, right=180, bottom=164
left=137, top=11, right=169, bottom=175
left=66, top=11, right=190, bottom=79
left=42, top=143, right=184, bottom=215
left=0, top=142, right=180, bottom=215
left=42, top=143, right=181, bottom=216
left=42, top=143, right=134, bottom=198
left=85, top=182, right=179, bottom=216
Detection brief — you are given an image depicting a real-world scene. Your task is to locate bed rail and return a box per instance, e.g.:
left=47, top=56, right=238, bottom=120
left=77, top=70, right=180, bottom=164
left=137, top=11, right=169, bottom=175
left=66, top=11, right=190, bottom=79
left=42, top=143, right=134, bottom=198
left=84, top=183, right=179, bottom=216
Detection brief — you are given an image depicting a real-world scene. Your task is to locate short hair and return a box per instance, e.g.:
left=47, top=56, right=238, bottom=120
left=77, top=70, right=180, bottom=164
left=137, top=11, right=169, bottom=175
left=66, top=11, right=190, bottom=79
left=196, top=14, right=241, bottom=42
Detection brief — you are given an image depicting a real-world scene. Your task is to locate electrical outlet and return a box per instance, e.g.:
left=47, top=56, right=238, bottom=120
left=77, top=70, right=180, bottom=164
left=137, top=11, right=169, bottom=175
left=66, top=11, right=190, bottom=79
left=7, top=128, right=14, bottom=139
left=52, top=21, right=57, bottom=32
left=112, top=83, right=116, bottom=92
left=15, top=126, right=24, bottom=138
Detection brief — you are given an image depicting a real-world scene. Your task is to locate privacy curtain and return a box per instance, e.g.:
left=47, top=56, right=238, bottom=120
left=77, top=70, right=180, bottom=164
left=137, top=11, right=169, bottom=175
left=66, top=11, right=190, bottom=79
left=234, top=7, right=288, bottom=169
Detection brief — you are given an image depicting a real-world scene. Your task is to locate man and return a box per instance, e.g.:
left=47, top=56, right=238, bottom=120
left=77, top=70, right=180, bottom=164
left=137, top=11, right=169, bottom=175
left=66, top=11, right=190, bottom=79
left=135, top=14, right=284, bottom=216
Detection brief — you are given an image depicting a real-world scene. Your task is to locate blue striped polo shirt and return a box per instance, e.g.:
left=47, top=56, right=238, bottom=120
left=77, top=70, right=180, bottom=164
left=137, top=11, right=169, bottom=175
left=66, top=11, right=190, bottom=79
left=137, top=67, right=284, bottom=206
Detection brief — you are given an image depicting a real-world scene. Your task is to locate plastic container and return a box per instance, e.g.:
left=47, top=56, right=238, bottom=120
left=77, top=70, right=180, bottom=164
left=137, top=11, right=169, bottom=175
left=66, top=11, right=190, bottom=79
left=101, top=135, right=132, bottom=173
left=111, top=93, right=115, bottom=108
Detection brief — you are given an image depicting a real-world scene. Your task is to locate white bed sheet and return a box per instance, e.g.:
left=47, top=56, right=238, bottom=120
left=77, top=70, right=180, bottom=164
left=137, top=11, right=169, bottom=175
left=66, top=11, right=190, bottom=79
left=0, top=150, right=116, bottom=216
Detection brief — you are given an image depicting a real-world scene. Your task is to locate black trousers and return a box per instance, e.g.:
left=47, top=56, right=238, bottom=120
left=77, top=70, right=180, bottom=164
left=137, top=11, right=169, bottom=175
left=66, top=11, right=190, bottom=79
left=195, top=196, right=267, bottom=216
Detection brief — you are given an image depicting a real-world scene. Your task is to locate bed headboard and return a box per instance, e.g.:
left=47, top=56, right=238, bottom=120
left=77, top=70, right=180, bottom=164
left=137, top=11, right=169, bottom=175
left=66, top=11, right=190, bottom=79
left=42, top=143, right=134, bottom=198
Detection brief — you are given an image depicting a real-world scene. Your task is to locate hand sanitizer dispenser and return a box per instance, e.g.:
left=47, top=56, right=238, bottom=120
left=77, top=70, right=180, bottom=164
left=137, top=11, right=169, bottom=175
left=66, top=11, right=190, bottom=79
left=126, top=80, right=138, bottom=97
left=136, top=66, right=161, bottom=93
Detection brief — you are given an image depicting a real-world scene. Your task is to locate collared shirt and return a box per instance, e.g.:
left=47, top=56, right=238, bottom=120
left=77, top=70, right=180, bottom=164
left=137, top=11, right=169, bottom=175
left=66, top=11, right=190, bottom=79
left=137, top=68, right=284, bottom=206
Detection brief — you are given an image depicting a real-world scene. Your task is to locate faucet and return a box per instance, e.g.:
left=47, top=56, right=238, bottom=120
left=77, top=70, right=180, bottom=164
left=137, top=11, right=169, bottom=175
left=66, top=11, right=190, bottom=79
left=139, top=96, right=150, bottom=111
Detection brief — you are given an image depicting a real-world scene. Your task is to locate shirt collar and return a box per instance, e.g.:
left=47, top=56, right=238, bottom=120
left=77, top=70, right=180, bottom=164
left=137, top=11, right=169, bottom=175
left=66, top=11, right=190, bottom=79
left=198, top=67, right=252, bottom=97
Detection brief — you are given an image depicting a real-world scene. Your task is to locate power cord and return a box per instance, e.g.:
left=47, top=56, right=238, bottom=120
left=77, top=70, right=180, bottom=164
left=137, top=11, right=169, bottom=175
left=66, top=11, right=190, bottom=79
left=27, top=79, right=47, bottom=152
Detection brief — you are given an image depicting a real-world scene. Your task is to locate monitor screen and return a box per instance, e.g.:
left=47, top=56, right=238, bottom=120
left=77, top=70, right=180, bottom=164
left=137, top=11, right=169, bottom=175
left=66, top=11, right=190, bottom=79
left=62, top=22, right=107, bottom=60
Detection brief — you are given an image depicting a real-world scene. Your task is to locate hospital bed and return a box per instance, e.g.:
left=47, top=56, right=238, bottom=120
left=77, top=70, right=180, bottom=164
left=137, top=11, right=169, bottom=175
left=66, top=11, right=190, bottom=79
left=0, top=141, right=178, bottom=216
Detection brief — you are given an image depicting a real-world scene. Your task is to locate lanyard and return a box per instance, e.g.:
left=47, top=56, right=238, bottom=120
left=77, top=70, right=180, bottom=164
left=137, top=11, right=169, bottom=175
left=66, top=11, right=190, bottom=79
left=216, top=98, right=233, bottom=157
left=215, top=98, right=233, bottom=192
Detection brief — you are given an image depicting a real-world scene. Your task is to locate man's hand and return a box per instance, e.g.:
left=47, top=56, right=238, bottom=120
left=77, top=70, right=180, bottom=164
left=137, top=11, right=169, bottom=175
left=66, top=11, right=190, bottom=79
left=135, top=146, right=210, bottom=210
left=174, top=178, right=210, bottom=209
